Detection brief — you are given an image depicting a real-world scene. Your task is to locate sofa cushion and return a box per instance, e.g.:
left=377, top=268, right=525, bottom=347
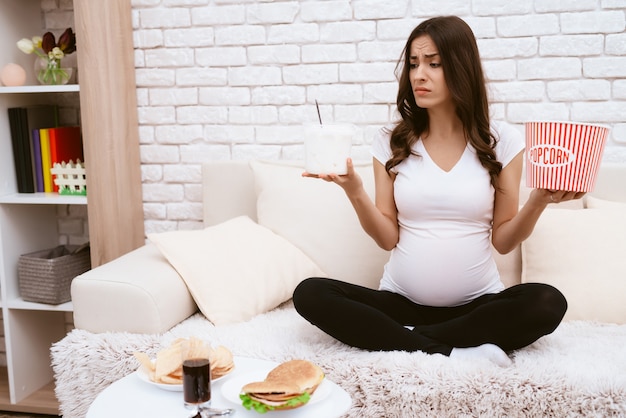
left=148, top=216, right=325, bottom=325
left=250, top=160, right=390, bottom=290
left=521, top=208, right=626, bottom=324
left=586, top=195, right=626, bottom=209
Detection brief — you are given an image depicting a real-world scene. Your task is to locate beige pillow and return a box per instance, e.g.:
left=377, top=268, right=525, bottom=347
left=250, top=160, right=390, bottom=290
left=148, top=216, right=325, bottom=325
left=586, top=195, right=626, bottom=209
left=521, top=208, right=626, bottom=324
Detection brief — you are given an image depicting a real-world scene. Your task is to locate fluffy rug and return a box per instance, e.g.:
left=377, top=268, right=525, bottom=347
left=52, top=302, right=626, bottom=418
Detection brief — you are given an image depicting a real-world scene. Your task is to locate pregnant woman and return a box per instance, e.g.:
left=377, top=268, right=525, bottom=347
left=293, top=16, right=583, bottom=366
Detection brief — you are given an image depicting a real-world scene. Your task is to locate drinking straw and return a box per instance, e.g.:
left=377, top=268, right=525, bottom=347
left=315, top=100, right=323, bottom=125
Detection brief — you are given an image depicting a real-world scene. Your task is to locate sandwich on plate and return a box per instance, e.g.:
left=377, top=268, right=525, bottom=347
left=239, top=359, right=325, bottom=413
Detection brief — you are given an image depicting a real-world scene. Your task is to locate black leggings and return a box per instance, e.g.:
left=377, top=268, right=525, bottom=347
left=293, top=278, right=567, bottom=355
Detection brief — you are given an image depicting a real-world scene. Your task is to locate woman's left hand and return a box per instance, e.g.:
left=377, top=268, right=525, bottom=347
left=534, top=189, right=586, bottom=205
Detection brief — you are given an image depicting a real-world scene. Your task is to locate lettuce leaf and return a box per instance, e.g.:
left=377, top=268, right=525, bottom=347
left=239, top=392, right=311, bottom=414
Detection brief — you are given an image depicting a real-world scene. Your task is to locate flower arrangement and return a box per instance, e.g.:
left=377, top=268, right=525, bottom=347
left=17, top=28, right=76, bottom=85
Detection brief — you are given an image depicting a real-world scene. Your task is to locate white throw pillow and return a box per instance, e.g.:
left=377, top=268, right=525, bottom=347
left=250, top=160, right=390, bottom=290
left=148, top=216, right=325, bottom=325
left=585, top=195, right=626, bottom=209
left=521, top=208, right=626, bottom=324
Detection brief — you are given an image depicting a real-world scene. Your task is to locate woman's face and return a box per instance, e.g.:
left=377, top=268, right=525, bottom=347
left=408, top=35, right=453, bottom=111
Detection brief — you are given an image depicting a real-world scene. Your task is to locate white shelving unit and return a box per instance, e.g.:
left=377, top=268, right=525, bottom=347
left=0, top=1, right=83, bottom=413
left=0, top=0, right=144, bottom=412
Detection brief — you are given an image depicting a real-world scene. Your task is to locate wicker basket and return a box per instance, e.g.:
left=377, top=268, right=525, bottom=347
left=18, top=244, right=91, bottom=305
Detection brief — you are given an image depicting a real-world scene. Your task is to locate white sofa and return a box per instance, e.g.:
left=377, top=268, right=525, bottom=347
left=52, top=159, right=626, bottom=418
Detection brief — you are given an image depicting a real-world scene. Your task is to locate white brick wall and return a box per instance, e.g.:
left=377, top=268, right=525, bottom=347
left=132, top=0, right=626, bottom=233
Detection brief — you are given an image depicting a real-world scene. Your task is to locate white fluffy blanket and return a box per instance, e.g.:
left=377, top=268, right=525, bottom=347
left=52, top=302, right=626, bottom=418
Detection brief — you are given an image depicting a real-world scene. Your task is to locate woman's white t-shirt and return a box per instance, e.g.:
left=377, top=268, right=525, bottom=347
left=371, top=122, right=525, bottom=307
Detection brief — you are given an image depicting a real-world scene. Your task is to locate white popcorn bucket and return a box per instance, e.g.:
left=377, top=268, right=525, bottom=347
left=304, top=123, right=354, bottom=175
left=525, top=121, right=610, bottom=193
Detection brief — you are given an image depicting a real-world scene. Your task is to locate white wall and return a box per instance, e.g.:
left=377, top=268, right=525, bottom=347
left=130, top=0, right=626, bottom=234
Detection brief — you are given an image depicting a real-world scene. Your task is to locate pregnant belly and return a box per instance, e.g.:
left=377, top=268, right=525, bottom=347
left=380, top=236, right=501, bottom=306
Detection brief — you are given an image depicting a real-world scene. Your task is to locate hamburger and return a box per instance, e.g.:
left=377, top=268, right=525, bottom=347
left=239, top=359, right=325, bottom=413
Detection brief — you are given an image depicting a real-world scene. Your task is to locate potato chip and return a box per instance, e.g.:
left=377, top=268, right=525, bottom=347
left=185, top=336, right=212, bottom=360
left=133, top=351, right=154, bottom=373
left=155, top=342, right=183, bottom=379
left=211, top=345, right=233, bottom=367
left=159, top=373, right=183, bottom=384
left=134, top=337, right=235, bottom=385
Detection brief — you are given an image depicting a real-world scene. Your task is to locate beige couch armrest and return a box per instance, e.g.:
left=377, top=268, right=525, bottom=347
left=71, top=243, right=197, bottom=334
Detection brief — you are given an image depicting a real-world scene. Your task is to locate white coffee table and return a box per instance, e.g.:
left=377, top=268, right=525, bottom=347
left=87, top=356, right=352, bottom=418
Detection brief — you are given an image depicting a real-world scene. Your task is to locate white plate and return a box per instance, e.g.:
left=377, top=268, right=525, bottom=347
left=221, top=370, right=332, bottom=410
left=135, top=362, right=233, bottom=392
left=135, top=368, right=183, bottom=391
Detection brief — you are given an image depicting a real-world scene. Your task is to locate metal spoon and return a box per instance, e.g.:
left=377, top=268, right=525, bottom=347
left=200, top=407, right=235, bottom=417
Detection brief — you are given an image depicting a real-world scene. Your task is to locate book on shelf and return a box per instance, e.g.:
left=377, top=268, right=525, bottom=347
left=39, top=128, right=53, bottom=192
left=7, top=108, right=30, bottom=192
left=35, top=126, right=84, bottom=193
left=31, top=129, right=44, bottom=192
left=7, top=105, right=59, bottom=193
left=48, top=126, right=83, bottom=192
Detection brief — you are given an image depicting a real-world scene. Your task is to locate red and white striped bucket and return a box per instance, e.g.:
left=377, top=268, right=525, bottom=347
left=525, top=121, right=610, bottom=193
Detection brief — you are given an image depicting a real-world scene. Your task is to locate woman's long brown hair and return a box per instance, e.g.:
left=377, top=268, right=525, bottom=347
left=387, top=16, right=502, bottom=188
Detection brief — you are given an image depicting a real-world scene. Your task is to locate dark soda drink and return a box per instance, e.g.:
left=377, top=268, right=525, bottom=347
left=183, top=358, right=211, bottom=407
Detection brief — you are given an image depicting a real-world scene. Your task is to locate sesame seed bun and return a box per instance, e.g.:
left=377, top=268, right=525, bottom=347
left=240, top=359, right=325, bottom=411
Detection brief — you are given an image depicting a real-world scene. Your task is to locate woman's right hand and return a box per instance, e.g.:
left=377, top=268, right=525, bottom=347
left=302, top=158, right=363, bottom=197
